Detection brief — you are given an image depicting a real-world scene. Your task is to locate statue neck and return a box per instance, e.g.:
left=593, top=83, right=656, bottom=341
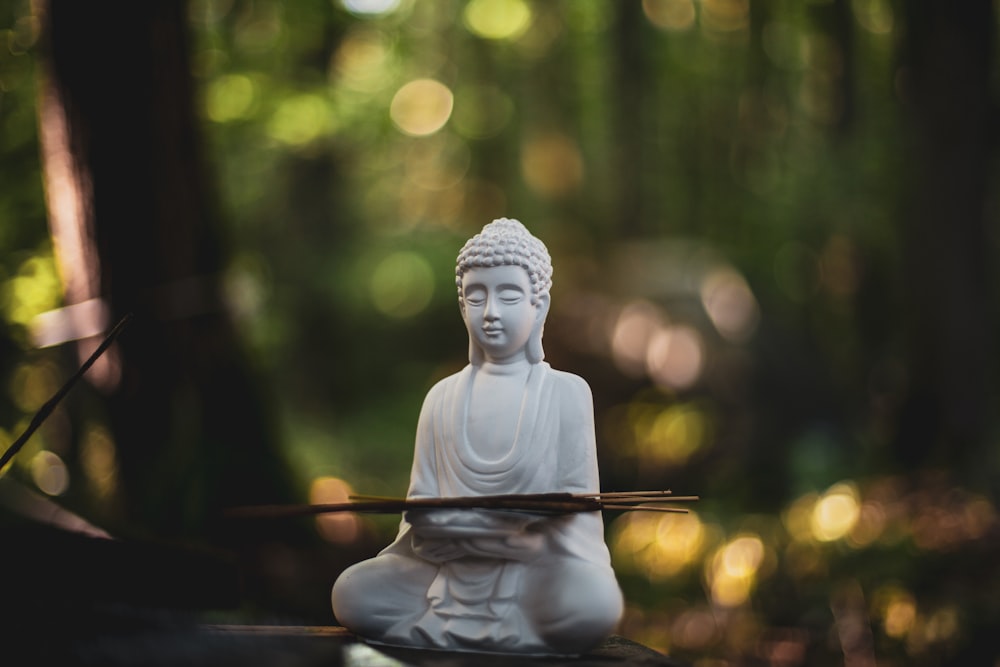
left=479, top=359, right=532, bottom=376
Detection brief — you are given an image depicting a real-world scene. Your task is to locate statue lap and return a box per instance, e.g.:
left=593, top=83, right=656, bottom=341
left=332, top=550, right=622, bottom=654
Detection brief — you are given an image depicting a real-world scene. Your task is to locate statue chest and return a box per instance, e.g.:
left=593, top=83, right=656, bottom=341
left=465, top=373, right=529, bottom=461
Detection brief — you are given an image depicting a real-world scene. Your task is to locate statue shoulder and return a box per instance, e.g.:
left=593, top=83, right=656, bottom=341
left=546, top=366, right=594, bottom=407
left=421, top=365, right=471, bottom=406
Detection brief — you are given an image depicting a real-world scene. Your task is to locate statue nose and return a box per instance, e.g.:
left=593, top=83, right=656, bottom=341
left=484, top=295, right=500, bottom=319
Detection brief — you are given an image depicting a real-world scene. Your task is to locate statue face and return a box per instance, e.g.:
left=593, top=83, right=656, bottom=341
left=460, top=264, right=544, bottom=364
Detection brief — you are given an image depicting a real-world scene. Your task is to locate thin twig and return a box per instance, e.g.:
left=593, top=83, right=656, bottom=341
left=0, top=313, right=132, bottom=472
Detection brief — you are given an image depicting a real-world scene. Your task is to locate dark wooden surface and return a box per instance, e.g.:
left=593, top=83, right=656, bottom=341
left=359, top=634, right=688, bottom=667
left=8, top=614, right=688, bottom=667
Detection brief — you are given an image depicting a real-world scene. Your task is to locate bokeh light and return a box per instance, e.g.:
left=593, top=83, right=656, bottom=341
left=700, top=268, right=759, bottom=342
left=910, top=488, right=997, bottom=551
left=810, top=482, right=860, bottom=542
left=612, top=511, right=709, bottom=580
left=80, top=424, right=118, bottom=500
left=846, top=499, right=887, bottom=548
left=646, top=325, right=704, bottom=390
left=875, top=585, right=917, bottom=639
left=331, top=27, right=393, bottom=93
left=642, top=0, right=697, bottom=32
left=1, top=254, right=63, bottom=327
left=232, top=6, right=282, bottom=55
left=223, top=253, right=271, bottom=328
left=611, top=300, right=666, bottom=378
left=520, top=132, right=584, bottom=198
left=267, top=94, right=337, bottom=146
left=9, top=360, right=59, bottom=413
left=462, top=0, right=532, bottom=41
left=205, top=73, right=257, bottom=123
left=631, top=401, right=711, bottom=466
left=31, top=450, right=69, bottom=496
left=700, top=0, right=750, bottom=34
left=852, top=0, right=894, bottom=35
left=341, top=0, right=402, bottom=18
left=369, top=251, right=435, bottom=318
left=390, top=79, right=454, bottom=137
left=782, top=491, right=819, bottom=543
left=653, top=512, right=707, bottom=575
left=706, top=533, right=765, bottom=607
left=310, top=476, right=361, bottom=543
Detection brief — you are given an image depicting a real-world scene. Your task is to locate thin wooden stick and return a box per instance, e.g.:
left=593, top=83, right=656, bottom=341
left=349, top=491, right=696, bottom=503
left=0, top=313, right=132, bottom=472
left=226, top=490, right=697, bottom=519
left=599, top=505, right=690, bottom=513
left=596, top=495, right=700, bottom=503
left=584, top=490, right=674, bottom=498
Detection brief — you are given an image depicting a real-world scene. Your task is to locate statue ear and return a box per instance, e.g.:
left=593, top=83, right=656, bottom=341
left=535, top=293, right=550, bottom=324
left=461, top=298, right=485, bottom=365
left=535, top=293, right=552, bottom=322
left=526, top=294, right=550, bottom=364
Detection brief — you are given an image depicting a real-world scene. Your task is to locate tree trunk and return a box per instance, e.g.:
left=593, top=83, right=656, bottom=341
left=34, top=0, right=293, bottom=541
left=895, top=1, right=997, bottom=474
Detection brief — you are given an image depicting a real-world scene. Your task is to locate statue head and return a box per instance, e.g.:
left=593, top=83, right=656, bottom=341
left=456, top=218, right=553, bottom=365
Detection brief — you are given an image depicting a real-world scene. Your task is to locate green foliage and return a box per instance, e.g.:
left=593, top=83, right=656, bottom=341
left=0, top=1, right=61, bottom=483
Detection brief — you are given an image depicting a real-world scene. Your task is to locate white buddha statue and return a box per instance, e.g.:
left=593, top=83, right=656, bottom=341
left=331, top=218, right=623, bottom=655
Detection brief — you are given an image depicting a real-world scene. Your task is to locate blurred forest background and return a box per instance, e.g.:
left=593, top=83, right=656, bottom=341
left=2, top=0, right=999, bottom=665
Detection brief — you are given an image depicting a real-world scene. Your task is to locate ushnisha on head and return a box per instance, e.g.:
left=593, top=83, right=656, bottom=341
left=456, top=218, right=553, bottom=306
left=455, top=218, right=553, bottom=365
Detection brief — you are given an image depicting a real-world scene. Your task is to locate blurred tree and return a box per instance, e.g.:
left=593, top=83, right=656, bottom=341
left=896, top=0, right=997, bottom=475
left=33, top=0, right=294, bottom=540
left=611, top=1, right=645, bottom=238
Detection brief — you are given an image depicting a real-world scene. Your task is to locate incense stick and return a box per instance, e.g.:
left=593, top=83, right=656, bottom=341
left=583, top=490, right=674, bottom=498
left=226, top=491, right=698, bottom=520
left=598, top=505, right=690, bottom=513
left=0, top=313, right=132, bottom=472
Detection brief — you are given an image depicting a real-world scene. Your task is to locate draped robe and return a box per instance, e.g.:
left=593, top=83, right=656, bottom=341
left=342, top=362, right=619, bottom=654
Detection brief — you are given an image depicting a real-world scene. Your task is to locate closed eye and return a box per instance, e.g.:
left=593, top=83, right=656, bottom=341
left=464, top=286, right=486, bottom=305
left=499, top=288, right=524, bottom=304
